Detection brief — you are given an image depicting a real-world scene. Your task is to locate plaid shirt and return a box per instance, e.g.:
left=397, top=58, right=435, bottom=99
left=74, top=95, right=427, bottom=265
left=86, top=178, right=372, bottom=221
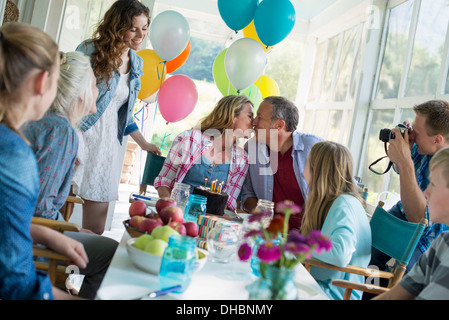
left=154, top=130, right=249, bottom=211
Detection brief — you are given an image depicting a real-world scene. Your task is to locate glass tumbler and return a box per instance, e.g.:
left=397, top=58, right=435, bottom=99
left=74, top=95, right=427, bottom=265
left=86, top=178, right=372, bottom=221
left=255, top=199, right=275, bottom=228
left=159, top=234, right=196, bottom=293
left=206, top=224, right=239, bottom=263
left=171, top=182, right=190, bottom=213
left=184, top=194, right=207, bottom=223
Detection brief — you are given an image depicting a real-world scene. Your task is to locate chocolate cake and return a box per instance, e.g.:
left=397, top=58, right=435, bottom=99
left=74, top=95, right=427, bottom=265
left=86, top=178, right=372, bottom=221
left=193, top=186, right=229, bottom=216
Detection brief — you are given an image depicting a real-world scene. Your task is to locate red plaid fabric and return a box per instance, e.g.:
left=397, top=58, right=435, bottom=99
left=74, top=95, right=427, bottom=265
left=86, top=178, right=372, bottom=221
left=154, top=130, right=249, bottom=211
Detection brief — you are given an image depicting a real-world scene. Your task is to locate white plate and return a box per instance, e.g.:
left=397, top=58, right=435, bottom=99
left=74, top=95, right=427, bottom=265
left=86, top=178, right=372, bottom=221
left=96, top=284, right=156, bottom=300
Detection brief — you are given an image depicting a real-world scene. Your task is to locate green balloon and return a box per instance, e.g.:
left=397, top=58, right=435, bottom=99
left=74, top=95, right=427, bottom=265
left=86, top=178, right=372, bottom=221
left=213, top=49, right=240, bottom=96
left=242, top=84, right=262, bottom=110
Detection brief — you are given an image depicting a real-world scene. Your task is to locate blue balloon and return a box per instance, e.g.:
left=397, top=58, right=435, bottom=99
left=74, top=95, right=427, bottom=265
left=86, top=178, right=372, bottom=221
left=254, top=0, right=296, bottom=47
left=218, top=0, right=258, bottom=31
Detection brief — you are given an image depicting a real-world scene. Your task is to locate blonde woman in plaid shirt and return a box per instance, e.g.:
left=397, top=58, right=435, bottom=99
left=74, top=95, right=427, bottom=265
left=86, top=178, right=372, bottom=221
left=154, top=95, right=254, bottom=212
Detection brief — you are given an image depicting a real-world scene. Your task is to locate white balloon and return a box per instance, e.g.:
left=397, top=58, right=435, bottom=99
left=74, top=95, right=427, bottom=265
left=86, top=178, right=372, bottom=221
left=149, top=11, right=190, bottom=61
left=224, top=38, right=267, bottom=91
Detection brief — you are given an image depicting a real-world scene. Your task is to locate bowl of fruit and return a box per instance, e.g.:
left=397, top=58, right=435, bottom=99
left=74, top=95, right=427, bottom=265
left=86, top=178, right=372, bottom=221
left=127, top=232, right=208, bottom=274
left=124, top=198, right=199, bottom=238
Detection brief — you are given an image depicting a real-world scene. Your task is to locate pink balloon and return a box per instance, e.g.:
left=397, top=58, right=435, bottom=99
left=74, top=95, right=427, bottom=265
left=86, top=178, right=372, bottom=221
left=158, top=75, right=198, bottom=123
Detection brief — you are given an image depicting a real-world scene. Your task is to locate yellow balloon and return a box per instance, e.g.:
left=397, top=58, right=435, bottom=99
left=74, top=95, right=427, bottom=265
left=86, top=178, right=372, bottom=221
left=243, top=20, right=274, bottom=52
left=254, top=75, right=280, bottom=98
left=137, top=49, right=167, bottom=100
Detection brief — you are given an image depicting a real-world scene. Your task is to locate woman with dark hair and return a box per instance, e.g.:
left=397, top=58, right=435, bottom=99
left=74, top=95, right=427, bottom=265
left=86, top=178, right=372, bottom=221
left=73, top=0, right=161, bottom=235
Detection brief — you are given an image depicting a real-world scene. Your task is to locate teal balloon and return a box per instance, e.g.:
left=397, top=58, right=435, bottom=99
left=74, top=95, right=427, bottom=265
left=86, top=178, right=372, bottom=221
left=254, top=0, right=296, bottom=47
left=218, top=0, right=258, bottom=31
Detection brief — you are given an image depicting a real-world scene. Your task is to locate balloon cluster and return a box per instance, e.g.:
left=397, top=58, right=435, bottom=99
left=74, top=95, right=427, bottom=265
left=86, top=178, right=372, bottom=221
left=215, top=0, right=295, bottom=102
left=138, top=10, right=197, bottom=124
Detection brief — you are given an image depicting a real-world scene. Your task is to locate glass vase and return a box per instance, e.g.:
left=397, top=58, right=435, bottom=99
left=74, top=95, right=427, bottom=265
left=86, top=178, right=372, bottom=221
left=246, top=265, right=298, bottom=300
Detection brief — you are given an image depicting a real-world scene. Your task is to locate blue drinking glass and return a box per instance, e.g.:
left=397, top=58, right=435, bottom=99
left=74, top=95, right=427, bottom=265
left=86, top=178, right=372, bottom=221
left=159, top=234, right=197, bottom=293
left=184, top=194, right=207, bottom=223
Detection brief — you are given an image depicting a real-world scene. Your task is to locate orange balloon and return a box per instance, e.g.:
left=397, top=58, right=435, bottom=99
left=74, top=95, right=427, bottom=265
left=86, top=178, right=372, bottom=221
left=166, top=41, right=191, bottom=73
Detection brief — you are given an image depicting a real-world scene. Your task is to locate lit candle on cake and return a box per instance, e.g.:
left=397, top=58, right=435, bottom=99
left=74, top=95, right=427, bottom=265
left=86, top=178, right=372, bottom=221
left=218, top=181, right=224, bottom=193
left=211, top=179, right=218, bottom=192
left=204, top=178, right=208, bottom=188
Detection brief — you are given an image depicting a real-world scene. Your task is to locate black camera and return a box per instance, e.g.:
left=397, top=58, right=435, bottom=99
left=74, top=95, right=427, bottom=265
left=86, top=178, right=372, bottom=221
left=379, top=123, right=408, bottom=142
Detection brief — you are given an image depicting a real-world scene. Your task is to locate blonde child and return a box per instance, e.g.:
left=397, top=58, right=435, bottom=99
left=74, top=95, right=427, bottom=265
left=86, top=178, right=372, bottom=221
left=375, top=146, right=449, bottom=300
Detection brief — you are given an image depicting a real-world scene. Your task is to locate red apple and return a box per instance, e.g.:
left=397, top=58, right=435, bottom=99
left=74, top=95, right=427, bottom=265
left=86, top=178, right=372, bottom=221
left=139, top=218, right=163, bottom=234
left=183, top=221, right=199, bottom=237
left=169, top=221, right=186, bottom=236
left=155, top=197, right=177, bottom=214
left=159, top=205, right=184, bottom=224
left=129, top=216, right=146, bottom=229
left=145, top=212, right=162, bottom=223
left=129, top=200, right=147, bottom=217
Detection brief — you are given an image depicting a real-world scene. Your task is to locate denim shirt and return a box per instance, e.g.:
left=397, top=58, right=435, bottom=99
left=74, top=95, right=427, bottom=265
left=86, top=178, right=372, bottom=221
left=0, top=124, right=54, bottom=300
left=183, top=154, right=230, bottom=194
left=240, top=131, right=323, bottom=209
left=76, top=40, right=142, bottom=144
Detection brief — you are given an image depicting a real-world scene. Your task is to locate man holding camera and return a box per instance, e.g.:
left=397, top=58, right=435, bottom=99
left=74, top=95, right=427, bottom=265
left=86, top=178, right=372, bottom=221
left=370, top=100, right=449, bottom=278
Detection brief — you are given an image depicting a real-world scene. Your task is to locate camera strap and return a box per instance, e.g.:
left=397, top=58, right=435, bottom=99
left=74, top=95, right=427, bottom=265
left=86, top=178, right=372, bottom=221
left=368, top=142, right=394, bottom=175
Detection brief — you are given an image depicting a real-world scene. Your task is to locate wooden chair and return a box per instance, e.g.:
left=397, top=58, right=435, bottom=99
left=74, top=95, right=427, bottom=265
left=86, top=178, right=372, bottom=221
left=303, top=203, right=427, bottom=300
left=32, top=216, right=81, bottom=288
left=59, top=194, right=84, bottom=222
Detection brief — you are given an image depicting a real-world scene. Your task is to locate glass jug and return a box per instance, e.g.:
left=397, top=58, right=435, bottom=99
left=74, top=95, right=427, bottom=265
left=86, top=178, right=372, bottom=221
left=171, top=182, right=190, bottom=213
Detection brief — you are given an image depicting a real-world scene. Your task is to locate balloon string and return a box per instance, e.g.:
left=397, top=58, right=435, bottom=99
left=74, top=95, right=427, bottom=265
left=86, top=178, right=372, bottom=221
left=157, top=61, right=167, bottom=81
left=160, top=130, right=171, bottom=151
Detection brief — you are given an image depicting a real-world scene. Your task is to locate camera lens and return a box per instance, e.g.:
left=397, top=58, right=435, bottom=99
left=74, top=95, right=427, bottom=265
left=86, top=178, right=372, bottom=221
left=379, top=128, right=393, bottom=142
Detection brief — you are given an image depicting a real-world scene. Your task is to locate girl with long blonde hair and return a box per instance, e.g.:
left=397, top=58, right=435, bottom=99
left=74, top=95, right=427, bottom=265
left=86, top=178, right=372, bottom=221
left=301, top=141, right=371, bottom=300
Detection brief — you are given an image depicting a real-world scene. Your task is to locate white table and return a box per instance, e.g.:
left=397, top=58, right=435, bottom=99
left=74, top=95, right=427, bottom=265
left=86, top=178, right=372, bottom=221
left=96, top=231, right=329, bottom=300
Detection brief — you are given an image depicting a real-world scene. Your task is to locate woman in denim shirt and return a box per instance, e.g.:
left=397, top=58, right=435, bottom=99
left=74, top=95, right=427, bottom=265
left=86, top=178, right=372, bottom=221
left=72, top=0, right=160, bottom=235
left=0, top=23, right=88, bottom=300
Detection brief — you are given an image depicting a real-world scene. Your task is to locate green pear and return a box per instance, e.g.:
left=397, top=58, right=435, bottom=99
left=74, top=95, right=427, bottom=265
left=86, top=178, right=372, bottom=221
left=133, top=233, right=153, bottom=251
left=151, top=225, right=179, bottom=242
left=144, top=239, right=168, bottom=257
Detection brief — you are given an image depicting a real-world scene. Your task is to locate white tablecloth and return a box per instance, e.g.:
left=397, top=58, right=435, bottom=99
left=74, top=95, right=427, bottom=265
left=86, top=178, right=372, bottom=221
left=96, top=231, right=329, bottom=300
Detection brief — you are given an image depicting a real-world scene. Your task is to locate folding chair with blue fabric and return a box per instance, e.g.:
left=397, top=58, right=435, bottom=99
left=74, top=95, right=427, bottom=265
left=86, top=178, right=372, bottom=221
left=329, top=204, right=427, bottom=299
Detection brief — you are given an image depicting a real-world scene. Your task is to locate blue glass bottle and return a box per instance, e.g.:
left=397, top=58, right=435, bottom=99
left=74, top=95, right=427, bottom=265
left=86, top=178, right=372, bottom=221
left=184, top=194, right=207, bottom=223
left=159, top=234, right=197, bottom=293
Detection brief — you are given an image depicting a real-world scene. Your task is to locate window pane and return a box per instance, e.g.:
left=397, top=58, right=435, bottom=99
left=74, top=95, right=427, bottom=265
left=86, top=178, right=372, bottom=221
left=334, top=26, right=360, bottom=101
left=405, top=0, right=449, bottom=96
left=341, top=110, right=353, bottom=146
left=302, top=109, right=315, bottom=133
left=319, top=35, right=340, bottom=103
left=308, top=42, right=326, bottom=102
left=446, top=69, right=449, bottom=94
left=376, top=0, right=414, bottom=99
left=326, top=110, right=343, bottom=142
left=312, top=110, right=328, bottom=137
left=58, top=0, right=115, bottom=52
left=360, top=110, right=395, bottom=200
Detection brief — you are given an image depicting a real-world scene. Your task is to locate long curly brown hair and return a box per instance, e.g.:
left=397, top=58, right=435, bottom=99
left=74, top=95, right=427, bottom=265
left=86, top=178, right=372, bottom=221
left=87, top=0, right=150, bottom=86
